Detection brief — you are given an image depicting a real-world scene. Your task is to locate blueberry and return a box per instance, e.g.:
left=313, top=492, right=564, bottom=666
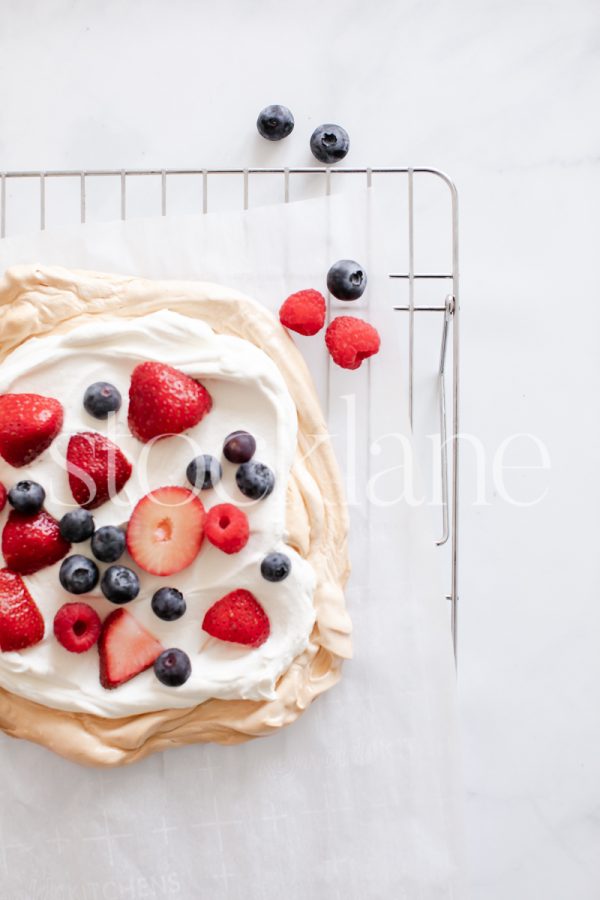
left=154, top=648, right=192, bottom=687
left=59, top=555, right=100, bottom=594
left=83, top=382, right=122, bottom=419
left=152, top=587, right=186, bottom=622
left=256, top=105, right=294, bottom=141
left=91, top=525, right=126, bottom=563
left=186, top=455, right=222, bottom=490
left=261, top=552, right=292, bottom=582
left=101, top=565, right=140, bottom=604
left=236, top=460, right=275, bottom=500
left=310, top=124, right=350, bottom=164
left=223, top=431, right=256, bottom=464
left=8, top=480, right=45, bottom=515
left=326, top=259, right=367, bottom=301
left=59, top=508, right=95, bottom=542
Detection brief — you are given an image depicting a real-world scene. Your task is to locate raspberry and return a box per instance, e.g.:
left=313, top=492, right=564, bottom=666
left=205, top=504, right=249, bottom=554
left=279, top=289, right=326, bottom=336
left=325, top=316, right=381, bottom=370
left=54, top=602, right=102, bottom=653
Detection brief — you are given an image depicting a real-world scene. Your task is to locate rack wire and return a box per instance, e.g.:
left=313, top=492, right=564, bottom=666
left=0, top=166, right=460, bottom=660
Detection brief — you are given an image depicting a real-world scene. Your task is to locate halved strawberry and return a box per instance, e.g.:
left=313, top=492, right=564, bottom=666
left=202, top=589, right=270, bottom=648
left=0, top=568, right=45, bottom=651
left=0, top=393, right=63, bottom=467
left=2, top=509, right=70, bottom=575
left=126, top=486, right=205, bottom=576
left=128, top=361, right=212, bottom=443
left=99, top=608, right=164, bottom=689
left=67, top=432, right=132, bottom=510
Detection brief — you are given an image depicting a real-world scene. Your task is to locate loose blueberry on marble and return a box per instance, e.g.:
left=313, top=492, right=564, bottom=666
left=186, top=454, right=222, bottom=490
left=83, top=381, right=122, bottom=419
left=236, top=460, right=275, bottom=500
left=326, top=259, right=367, bottom=301
left=223, top=430, right=256, bottom=464
left=261, top=552, right=291, bottom=582
left=151, top=587, right=186, bottom=621
left=8, top=480, right=46, bottom=515
left=59, top=554, right=100, bottom=594
left=310, top=124, right=350, bottom=164
left=91, top=525, right=126, bottom=563
left=256, top=105, right=294, bottom=141
left=154, top=648, right=192, bottom=687
left=101, top=565, right=140, bottom=604
left=59, top=508, right=95, bottom=543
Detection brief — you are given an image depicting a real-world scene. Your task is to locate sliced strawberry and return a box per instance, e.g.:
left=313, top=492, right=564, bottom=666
left=202, top=589, right=270, bottom=648
left=99, top=608, right=163, bottom=689
left=126, top=486, right=205, bottom=576
left=0, top=393, right=63, bottom=467
left=128, top=361, right=212, bottom=443
left=2, top=509, right=70, bottom=575
left=54, top=602, right=101, bottom=653
left=66, top=432, right=132, bottom=510
left=0, top=568, right=45, bottom=651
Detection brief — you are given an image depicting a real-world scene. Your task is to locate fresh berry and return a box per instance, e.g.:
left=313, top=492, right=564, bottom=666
left=205, top=503, right=249, bottom=554
left=83, top=381, right=122, bottom=419
left=256, top=104, right=294, bottom=141
left=7, top=480, right=45, bottom=514
left=59, top=508, right=95, bottom=543
left=99, top=608, right=163, bottom=689
left=67, top=431, right=132, bottom=510
left=0, top=568, right=45, bottom=651
left=154, top=648, right=192, bottom=686
left=59, top=555, right=100, bottom=594
left=2, top=510, right=70, bottom=575
left=53, top=602, right=101, bottom=653
left=128, top=362, right=212, bottom=443
left=0, top=393, right=63, bottom=468
left=310, top=124, right=350, bottom=164
left=186, top=455, right=222, bottom=490
left=151, top=587, right=186, bottom=622
left=101, top=565, right=140, bottom=604
left=223, top=431, right=256, bottom=464
left=91, top=525, right=126, bottom=563
left=202, top=589, right=270, bottom=648
left=279, top=289, right=326, bottom=336
left=327, top=259, right=367, bottom=301
left=0, top=483, right=6, bottom=512
left=261, top=552, right=291, bottom=582
left=126, top=486, right=206, bottom=576
left=236, top=461, right=275, bottom=500
left=325, top=316, right=381, bottom=370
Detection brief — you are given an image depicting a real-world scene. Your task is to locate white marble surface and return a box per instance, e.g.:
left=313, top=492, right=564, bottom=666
left=1, top=1, right=599, bottom=897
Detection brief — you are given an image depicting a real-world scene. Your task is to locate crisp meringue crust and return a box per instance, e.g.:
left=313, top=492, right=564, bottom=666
left=0, top=265, right=351, bottom=766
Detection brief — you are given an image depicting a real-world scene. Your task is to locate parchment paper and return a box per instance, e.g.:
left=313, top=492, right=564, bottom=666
left=0, top=189, right=465, bottom=899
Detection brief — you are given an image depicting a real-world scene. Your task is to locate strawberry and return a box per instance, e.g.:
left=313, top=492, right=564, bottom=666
left=0, top=393, right=63, bottom=467
left=128, top=362, right=212, bottom=443
left=0, top=483, right=6, bottom=512
left=205, top=503, right=249, bottom=554
left=0, top=568, right=45, bottom=651
left=99, top=608, right=164, bottom=689
left=67, top=432, right=132, bottom=510
left=126, top=486, right=206, bottom=576
left=325, top=316, right=381, bottom=370
left=2, top=509, right=70, bottom=575
left=202, top=589, right=270, bottom=648
left=53, top=602, right=101, bottom=653
left=279, top=289, right=326, bottom=336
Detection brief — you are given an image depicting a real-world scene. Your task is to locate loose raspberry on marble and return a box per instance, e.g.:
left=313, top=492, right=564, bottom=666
left=0, top=393, right=63, bottom=468
left=99, top=608, right=164, bottom=690
left=54, top=602, right=101, bottom=654
left=0, top=568, right=45, bottom=652
left=205, top=503, right=249, bottom=554
left=2, top=509, right=70, bottom=575
left=128, top=362, right=212, bottom=443
left=202, top=589, right=270, bottom=648
left=67, top=432, right=132, bottom=510
left=325, top=316, right=381, bottom=370
left=126, top=486, right=206, bottom=576
left=279, top=289, right=326, bottom=336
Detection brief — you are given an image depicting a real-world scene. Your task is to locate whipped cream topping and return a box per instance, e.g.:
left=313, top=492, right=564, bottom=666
left=0, top=309, right=316, bottom=717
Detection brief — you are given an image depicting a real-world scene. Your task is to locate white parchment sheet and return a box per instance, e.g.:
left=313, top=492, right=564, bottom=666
left=0, top=190, right=465, bottom=900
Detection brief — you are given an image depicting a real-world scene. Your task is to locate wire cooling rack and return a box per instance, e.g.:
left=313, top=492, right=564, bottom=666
left=0, top=166, right=460, bottom=659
